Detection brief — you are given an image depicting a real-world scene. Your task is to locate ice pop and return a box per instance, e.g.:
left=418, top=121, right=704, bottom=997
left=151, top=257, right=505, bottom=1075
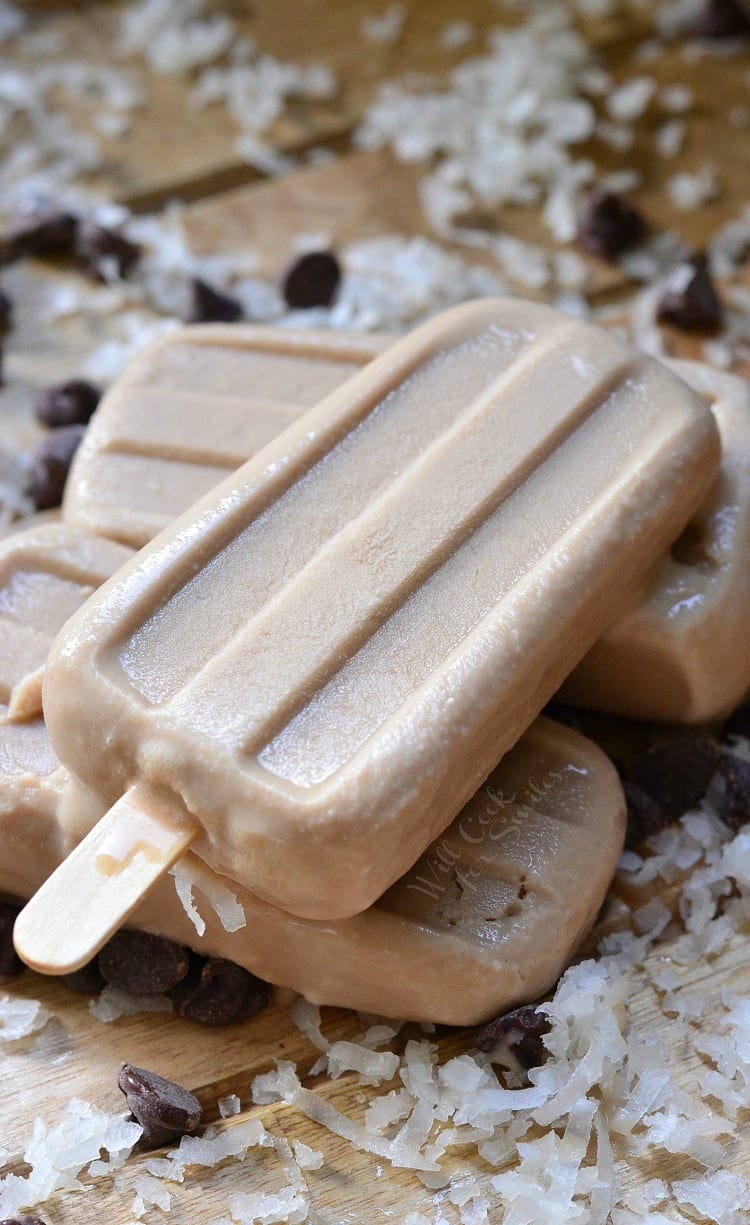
left=562, top=360, right=750, bottom=722
left=2, top=717, right=625, bottom=1024
left=18, top=297, right=719, bottom=973
left=0, top=522, right=133, bottom=723
left=63, top=325, right=750, bottom=728
left=64, top=325, right=388, bottom=548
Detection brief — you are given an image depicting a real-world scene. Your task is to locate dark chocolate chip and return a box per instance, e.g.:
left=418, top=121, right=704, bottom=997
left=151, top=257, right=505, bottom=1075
left=629, top=733, right=722, bottom=819
left=724, top=702, right=750, bottom=743
left=174, top=958, right=271, bottom=1026
left=475, top=1004, right=550, bottom=1071
left=25, top=423, right=85, bottom=510
left=0, top=288, right=13, bottom=338
left=0, top=210, right=79, bottom=264
left=99, top=930, right=191, bottom=996
left=623, top=780, right=671, bottom=849
left=77, top=221, right=140, bottom=281
left=282, top=250, right=341, bottom=309
left=62, top=958, right=106, bottom=995
left=691, top=0, right=750, bottom=38
left=656, top=254, right=723, bottom=333
left=0, top=1216, right=48, bottom=1225
left=0, top=901, right=22, bottom=978
left=117, top=1063, right=202, bottom=1150
left=35, top=378, right=102, bottom=429
left=577, top=189, right=646, bottom=262
left=719, top=752, right=750, bottom=831
left=186, top=277, right=243, bottom=324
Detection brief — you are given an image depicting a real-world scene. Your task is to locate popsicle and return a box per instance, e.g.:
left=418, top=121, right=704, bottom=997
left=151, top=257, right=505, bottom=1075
left=562, top=360, right=750, bottom=722
left=64, top=325, right=388, bottom=548
left=64, top=326, right=750, bottom=727
left=0, top=522, right=133, bottom=723
left=2, top=717, right=625, bottom=1024
left=17, top=298, right=719, bottom=972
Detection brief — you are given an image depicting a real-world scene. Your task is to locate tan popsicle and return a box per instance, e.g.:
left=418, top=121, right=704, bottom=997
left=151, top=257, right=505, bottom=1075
left=2, top=715, right=625, bottom=1024
left=65, top=327, right=748, bottom=725
left=0, top=522, right=133, bottom=723
left=563, top=360, right=750, bottom=722
left=64, top=325, right=388, bottom=548
left=16, top=298, right=719, bottom=973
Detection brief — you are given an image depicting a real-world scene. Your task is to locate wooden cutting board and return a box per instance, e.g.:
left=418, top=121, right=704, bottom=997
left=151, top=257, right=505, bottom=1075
left=3, top=2, right=750, bottom=1220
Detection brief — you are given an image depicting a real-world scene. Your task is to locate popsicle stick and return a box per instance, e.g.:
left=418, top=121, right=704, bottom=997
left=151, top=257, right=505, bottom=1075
left=13, top=785, right=199, bottom=975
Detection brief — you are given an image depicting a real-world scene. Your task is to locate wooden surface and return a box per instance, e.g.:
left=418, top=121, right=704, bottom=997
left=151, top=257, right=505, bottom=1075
left=3, top=1, right=750, bottom=1221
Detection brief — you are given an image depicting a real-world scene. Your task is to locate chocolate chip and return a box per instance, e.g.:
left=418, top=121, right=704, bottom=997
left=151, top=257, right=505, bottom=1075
left=0, top=288, right=13, bottom=338
left=623, top=780, right=671, bottom=848
left=282, top=250, right=341, bottom=309
left=691, top=0, right=750, bottom=38
left=62, top=959, right=106, bottom=995
left=99, top=930, right=190, bottom=996
left=656, top=255, right=723, bottom=333
left=117, top=1063, right=202, bottom=1150
left=629, top=733, right=722, bottom=819
left=475, top=1004, right=550, bottom=1071
left=724, top=702, right=750, bottom=742
left=25, top=423, right=85, bottom=511
left=35, top=378, right=102, bottom=429
left=719, top=752, right=750, bottom=831
left=174, top=957, right=271, bottom=1025
left=0, top=210, right=78, bottom=264
left=577, top=188, right=646, bottom=262
left=77, top=221, right=140, bottom=281
left=186, top=277, right=243, bottom=324
left=0, top=1216, right=48, bottom=1225
left=0, top=901, right=22, bottom=978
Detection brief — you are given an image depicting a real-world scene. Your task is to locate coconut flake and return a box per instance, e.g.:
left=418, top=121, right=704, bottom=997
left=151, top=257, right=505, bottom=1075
left=361, top=5, right=406, bottom=45
left=89, top=986, right=173, bottom=1023
left=169, top=855, right=246, bottom=936
left=218, top=1094, right=242, bottom=1119
left=0, top=1100, right=141, bottom=1217
left=0, top=994, right=50, bottom=1042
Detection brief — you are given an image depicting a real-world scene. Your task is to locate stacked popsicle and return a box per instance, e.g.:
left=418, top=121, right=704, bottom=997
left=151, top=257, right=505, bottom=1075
left=4, top=297, right=746, bottom=1024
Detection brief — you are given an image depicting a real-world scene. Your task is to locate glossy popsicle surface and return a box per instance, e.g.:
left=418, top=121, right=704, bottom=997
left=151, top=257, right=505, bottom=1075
left=43, top=299, right=720, bottom=919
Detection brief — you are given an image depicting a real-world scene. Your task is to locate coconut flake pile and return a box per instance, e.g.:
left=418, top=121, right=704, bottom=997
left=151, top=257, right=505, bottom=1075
left=0, top=1099, right=141, bottom=1218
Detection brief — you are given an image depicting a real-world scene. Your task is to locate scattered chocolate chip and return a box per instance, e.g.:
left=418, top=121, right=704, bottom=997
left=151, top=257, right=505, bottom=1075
left=118, top=1063, right=202, bottom=1150
left=719, top=752, right=750, bottom=831
left=475, top=1004, right=550, bottom=1071
left=99, top=930, right=191, bottom=996
left=577, top=188, right=646, bottom=262
left=691, top=0, right=750, bottom=38
left=623, top=780, right=671, bottom=848
left=629, top=733, right=722, bottom=819
left=77, top=221, right=140, bottom=281
left=25, top=423, right=85, bottom=511
left=724, top=702, right=750, bottom=742
left=0, top=209, right=79, bottom=264
left=656, top=254, right=723, bottom=333
left=62, top=958, right=106, bottom=995
left=0, top=901, right=22, bottom=978
left=0, top=288, right=13, bottom=337
left=174, top=957, right=271, bottom=1026
left=35, top=378, right=102, bottom=429
left=0, top=1216, right=48, bottom=1225
left=282, top=250, right=341, bottom=309
left=186, top=277, right=243, bottom=324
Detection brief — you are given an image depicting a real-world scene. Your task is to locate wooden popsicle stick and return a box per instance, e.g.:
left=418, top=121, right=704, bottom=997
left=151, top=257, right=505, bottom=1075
left=13, top=784, right=199, bottom=975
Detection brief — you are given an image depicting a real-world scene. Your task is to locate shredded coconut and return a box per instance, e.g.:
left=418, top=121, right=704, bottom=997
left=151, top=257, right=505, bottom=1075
left=169, top=855, right=246, bottom=937
left=89, top=985, right=173, bottom=1023
left=0, top=1100, right=141, bottom=1217
left=0, top=994, right=50, bottom=1041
